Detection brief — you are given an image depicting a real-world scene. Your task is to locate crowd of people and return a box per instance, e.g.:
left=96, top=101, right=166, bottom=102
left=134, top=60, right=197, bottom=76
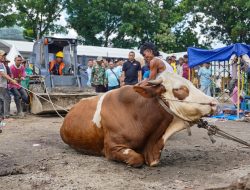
left=0, top=50, right=30, bottom=124
left=1, top=42, right=249, bottom=125
left=85, top=43, right=191, bottom=93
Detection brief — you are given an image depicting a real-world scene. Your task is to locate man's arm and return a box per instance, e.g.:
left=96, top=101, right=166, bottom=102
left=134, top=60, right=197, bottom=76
left=137, top=62, right=142, bottom=82
left=0, top=71, right=18, bottom=85
left=138, top=71, right=142, bottom=82
left=121, top=63, right=126, bottom=86
left=198, top=68, right=202, bottom=77
left=120, top=71, right=125, bottom=86
left=148, top=60, right=158, bottom=80
left=90, top=67, right=95, bottom=84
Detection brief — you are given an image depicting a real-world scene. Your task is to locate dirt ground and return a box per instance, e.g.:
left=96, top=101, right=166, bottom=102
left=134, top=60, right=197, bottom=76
left=0, top=114, right=250, bottom=190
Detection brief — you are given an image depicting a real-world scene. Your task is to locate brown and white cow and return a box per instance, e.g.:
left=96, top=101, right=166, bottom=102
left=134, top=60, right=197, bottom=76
left=60, top=72, right=218, bottom=167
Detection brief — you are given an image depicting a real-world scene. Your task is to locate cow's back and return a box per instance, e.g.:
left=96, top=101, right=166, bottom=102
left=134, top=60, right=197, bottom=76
left=60, top=96, right=104, bottom=155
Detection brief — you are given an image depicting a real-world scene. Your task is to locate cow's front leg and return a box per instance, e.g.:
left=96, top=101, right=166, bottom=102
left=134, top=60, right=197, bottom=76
left=144, top=139, right=164, bottom=167
left=144, top=116, right=188, bottom=166
left=104, top=144, right=145, bottom=167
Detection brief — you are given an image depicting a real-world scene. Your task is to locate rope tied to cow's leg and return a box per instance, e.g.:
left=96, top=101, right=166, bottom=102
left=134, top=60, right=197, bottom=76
left=197, top=119, right=250, bottom=147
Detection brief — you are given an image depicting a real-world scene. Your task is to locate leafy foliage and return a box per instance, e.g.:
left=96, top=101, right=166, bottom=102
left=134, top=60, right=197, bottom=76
left=66, top=0, right=203, bottom=52
left=15, top=0, right=67, bottom=40
left=185, top=0, right=250, bottom=44
left=0, top=0, right=16, bottom=27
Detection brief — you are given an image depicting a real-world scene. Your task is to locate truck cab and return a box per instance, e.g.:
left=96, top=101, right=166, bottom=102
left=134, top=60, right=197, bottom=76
left=30, top=37, right=88, bottom=92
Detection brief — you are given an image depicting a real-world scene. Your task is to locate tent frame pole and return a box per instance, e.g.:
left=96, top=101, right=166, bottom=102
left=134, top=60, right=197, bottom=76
left=237, top=57, right=241, bottom=119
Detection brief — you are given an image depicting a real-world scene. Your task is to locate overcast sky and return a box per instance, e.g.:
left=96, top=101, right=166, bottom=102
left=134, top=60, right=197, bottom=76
left=52, top=10, right=77, bottom=38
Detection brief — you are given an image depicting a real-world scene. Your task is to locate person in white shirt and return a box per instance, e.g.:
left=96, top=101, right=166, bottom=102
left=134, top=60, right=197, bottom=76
left=86, top=59, right=94, bottom=87
left=114, top=58, right=123, bottom=77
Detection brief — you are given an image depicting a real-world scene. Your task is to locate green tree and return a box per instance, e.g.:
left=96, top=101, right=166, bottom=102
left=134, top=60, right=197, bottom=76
left=119, top=1, right=160, bottom=45
left=173, top=27, right=210, bottom=52
left=185, top=0, right=250, bottom=44
left=15, top=0, right=67, bottom=40
left=67, top=0, right=124, bottom=46
left=0, top=0, right=16, bottom=27
left=67, top=0, right=207, bottom=51
left=154, top=23, right=176, bottom=53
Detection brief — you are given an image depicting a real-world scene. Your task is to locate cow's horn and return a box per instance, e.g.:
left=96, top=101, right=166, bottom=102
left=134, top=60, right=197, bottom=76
left=148, top=78, right=163, bottom=85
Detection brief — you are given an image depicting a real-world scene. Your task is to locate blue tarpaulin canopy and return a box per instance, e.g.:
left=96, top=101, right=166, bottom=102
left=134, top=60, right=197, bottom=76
left=188, top=43, right=250, bottom=68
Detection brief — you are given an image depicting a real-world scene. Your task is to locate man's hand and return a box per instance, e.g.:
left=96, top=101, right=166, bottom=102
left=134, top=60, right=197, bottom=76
left=11, top=79, right=18, bottom=86
left=136, top=79, right=148, bottom=87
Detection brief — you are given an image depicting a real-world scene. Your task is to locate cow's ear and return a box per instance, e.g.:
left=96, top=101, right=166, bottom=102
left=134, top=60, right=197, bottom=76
left=133, top=85, right=166, bottom=98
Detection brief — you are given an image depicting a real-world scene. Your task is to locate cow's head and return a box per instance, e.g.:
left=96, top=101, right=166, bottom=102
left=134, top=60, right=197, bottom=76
left=134, top=72, right=218, bottom=122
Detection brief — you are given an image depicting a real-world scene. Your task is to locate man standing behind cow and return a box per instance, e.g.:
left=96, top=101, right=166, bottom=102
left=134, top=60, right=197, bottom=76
left=86, top=59, right=94, bottom=86
left=91, top=56, right=107, bottom=92
left=105, top=61, right=121, bottom=91
left=121, top=51, right=142, bottom=86
left=9, top=55, right=29, bottom=117
left=198, top=63, right=212, bottom=96
left=139, top=42, right=173, bottom=82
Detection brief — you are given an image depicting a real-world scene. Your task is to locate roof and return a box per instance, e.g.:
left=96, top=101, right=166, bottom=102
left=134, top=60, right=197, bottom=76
left=0, top=39, right=182, bottom=59
left=188, top=43, right=250, bottom=68
left=77, top=45, right=142, bottom=58
left=0, top=39, right=33, bottom=53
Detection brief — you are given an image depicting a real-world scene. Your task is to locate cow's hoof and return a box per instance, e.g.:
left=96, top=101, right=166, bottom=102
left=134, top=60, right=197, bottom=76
left=149, top=160, right=159, bottom=167
left=126, top=155, right=144, bottom=168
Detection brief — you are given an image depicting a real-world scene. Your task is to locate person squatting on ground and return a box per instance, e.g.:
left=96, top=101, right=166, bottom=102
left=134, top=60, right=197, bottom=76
left=9, top=55, right=29, bottom=117
left=0, top=50, right=18, bottom=120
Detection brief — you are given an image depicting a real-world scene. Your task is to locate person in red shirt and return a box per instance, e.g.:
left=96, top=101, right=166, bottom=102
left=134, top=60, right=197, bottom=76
left=9, top=55, right=29, bottom=117
left=182, top=54, right=189, bottom=79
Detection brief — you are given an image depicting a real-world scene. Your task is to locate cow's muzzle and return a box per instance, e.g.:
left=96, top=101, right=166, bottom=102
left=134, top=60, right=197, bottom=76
left=209, top=100, right=220, bottom=115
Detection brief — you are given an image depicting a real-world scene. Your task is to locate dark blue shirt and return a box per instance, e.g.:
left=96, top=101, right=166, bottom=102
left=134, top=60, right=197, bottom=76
left=122, top=60, right=141, bottom=85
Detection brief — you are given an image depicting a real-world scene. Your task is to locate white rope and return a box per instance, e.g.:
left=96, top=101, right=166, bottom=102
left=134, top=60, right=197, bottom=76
left=44, top=85, right=65, bottom=118
left=16, top=83, right=68, bottom=119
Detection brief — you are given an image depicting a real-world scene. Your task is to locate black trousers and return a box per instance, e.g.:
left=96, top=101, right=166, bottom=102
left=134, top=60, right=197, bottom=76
left=95, top=85, right=106, bottom=93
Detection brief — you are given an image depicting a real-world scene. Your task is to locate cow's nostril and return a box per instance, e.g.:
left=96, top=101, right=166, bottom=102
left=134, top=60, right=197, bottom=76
left=209, top=102, right=217, bottom=107
left=209, top=100, right=219, bottom=115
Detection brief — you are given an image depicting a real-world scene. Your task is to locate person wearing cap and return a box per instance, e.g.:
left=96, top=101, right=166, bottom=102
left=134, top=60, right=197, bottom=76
left=91, top=56, right=107, bottom=92
left=9, top=55, right=29, bottom=117
left=0, top=50, right=18, bottom=120
left=49, top=51, right=65, bottom=75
